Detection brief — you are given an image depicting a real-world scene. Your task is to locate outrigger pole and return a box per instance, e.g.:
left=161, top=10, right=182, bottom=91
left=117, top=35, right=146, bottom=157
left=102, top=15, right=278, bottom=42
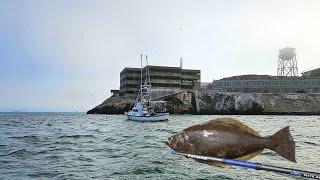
left=171, top=151, right=320, bottom=179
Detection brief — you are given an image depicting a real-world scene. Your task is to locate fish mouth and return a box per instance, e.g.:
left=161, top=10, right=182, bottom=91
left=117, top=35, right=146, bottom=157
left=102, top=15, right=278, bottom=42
left=165, top=140, right=172, bottom=148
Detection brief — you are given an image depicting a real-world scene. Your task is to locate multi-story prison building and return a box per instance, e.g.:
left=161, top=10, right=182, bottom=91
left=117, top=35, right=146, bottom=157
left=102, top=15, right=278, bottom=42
left=211, top=74, right=320, bottom=93
left=120, top=66, right=200, bottom=95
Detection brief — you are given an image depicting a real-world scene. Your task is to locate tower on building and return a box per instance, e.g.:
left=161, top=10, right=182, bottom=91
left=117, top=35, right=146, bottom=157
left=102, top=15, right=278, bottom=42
left=277, top=47, right=298, bottom=76
left=180, top=57, right=183, bottom=69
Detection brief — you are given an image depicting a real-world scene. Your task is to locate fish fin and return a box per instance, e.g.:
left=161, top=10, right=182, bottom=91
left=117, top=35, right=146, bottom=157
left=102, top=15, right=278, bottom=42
left=223, top=118, right=261, bottom=137
left=189, top=118, right=260, bottom=137
left=235, top=149, right=263, bottom=161
left=270, top=126, right=296, bottom=163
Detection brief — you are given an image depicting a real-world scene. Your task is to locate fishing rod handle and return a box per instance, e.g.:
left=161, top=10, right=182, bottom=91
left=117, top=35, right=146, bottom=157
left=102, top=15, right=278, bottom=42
left=172, top=151, right=320, bottom=179
left=218, top=159, right=320, bottom=179
left=256, top=164, right=320, bottom=179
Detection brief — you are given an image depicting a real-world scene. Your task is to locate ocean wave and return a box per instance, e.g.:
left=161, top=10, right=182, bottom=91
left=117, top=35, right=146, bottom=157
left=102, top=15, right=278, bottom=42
left=28, top=171, right=61, bottom=178
left=111, top=171, right=124, bottom=176
left=114, top=139, right=129, bottom=144
left=9, top=135, right=44, bottom=142
left=1, top=149, right=32, bottom=157
left=85, top=147, right=120, bottom=153
left=143, top=135, right=157, bottom=139
left=45, top=155, right=60, bottom=160
left=58, top=134, right=96, bottom=139
left=151, top=160, right=163, bottom=165
left=196, top=175, right=234, bottom=180
left=303, top=141, right=318, bottom=146
left=155, top=129, right=177, bottom=134
left=103, top=137, right=117, bottom=142
left=91, top=129, right=103, bottom=133
left=35, top=147, right=74, bottom=155
left=131, top=166, right=164, bottom=175
left=74, top=156, right=94, bottom=162
left=48, top=140, right=78, bottom=146
left=137, top=144, right=160, bottom=149
left=122, top=135, right=134, bottom=138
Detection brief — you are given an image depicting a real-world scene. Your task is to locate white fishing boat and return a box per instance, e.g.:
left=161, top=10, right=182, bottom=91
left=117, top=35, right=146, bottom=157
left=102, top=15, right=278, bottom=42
left=126, top=55, right=169, bottom=122
left=126, top=101, right=169, bottom=122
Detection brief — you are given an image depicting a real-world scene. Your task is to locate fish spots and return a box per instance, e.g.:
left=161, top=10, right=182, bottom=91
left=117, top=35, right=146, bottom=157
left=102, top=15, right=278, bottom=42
left=202, top=130, right=217, bottom=137
left=183, top=134, right=189, bottom=141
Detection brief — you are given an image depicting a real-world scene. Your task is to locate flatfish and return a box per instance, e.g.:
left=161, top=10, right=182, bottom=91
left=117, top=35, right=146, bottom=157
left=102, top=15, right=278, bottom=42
left=166, top=118, right=296, bottom=166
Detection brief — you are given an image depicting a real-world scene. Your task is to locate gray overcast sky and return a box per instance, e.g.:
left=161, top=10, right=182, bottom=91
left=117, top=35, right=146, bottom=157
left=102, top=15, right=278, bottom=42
left=1, top=0, right=320, bottom=112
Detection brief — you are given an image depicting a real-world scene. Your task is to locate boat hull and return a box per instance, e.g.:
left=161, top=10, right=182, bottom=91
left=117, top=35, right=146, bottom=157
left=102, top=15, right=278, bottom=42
left=127, top=113, right=169, bottom=122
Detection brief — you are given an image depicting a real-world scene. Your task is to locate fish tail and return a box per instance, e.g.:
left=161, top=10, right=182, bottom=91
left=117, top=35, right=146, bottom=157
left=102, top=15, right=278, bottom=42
left=270, top=126, right=296, bottom=162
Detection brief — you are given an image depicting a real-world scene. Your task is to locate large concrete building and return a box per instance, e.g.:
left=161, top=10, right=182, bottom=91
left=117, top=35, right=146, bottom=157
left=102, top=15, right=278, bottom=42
left=209, top=48, right=320, bottom=94
left=120, top=65, right=201, bottom=95
left=210, top=75, right=320, bottom=93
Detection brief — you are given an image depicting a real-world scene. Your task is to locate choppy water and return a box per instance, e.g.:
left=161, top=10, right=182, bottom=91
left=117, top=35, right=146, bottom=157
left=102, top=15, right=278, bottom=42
left=0, top=113, right=319, bottom=179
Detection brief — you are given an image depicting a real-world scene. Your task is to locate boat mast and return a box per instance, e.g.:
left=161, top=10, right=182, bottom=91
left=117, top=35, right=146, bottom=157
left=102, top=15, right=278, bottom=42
left=144, top=55, right=152, bottom=103
left=147, top=56, right=151, bottom=85
left=140, top=54, right=143, bottom=98
left=145, top=55, right=148, bottom=84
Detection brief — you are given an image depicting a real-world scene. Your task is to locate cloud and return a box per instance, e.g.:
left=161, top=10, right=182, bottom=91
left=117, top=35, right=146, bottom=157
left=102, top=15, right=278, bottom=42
left=1, top=0, right=320, bottom=111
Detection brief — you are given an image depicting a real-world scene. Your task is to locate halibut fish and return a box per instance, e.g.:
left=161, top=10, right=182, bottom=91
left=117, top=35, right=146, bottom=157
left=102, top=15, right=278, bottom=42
left=166, top=118, right=296, bottom=166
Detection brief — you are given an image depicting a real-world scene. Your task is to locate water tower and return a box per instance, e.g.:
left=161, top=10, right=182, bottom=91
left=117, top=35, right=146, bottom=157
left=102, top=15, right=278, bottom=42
left=277, top=47, right=298, bottom=76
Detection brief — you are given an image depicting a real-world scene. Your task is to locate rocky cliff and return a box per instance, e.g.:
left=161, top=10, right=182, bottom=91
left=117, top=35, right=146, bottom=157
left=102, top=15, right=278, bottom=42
left=87, top=96, right=135, bottom=114
left=198, top=92, right=320, bottom=115
left=87, top=94, right=196, bottom=114
left=87, top=93, right=320, bottom=115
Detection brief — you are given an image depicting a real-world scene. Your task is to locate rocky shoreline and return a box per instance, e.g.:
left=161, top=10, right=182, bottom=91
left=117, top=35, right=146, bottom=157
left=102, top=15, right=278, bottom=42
left=196, top=92, right=320, bottom=115
left=87, top=92, right=320, bottom=115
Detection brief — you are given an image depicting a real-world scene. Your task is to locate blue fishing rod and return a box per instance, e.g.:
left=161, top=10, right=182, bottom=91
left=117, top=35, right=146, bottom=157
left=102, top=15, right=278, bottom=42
left=171, top=151, right=320, bottom=179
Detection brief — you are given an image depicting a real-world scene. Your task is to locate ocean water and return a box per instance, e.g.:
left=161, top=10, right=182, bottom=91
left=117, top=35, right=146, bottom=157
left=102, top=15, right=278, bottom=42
left=0, top=113, right=319, bottom=179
